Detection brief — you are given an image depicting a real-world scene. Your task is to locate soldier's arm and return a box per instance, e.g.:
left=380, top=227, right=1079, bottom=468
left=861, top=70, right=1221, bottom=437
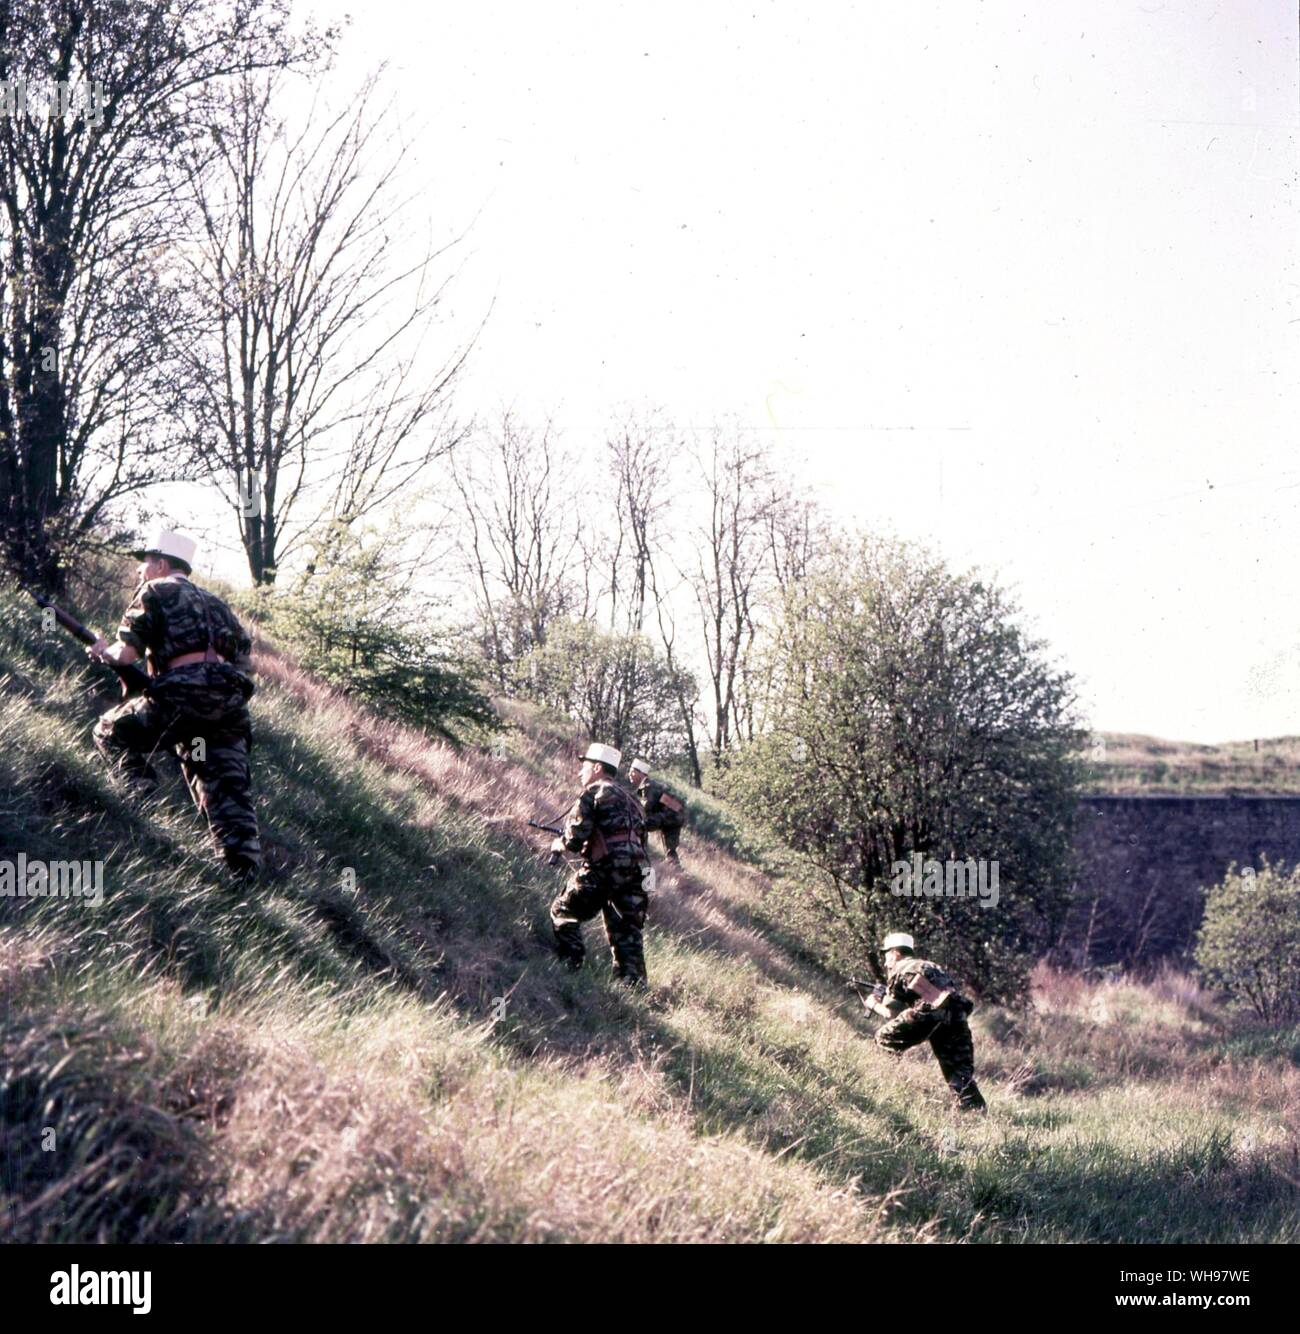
left=115, top=586, right=157, bottom=659
left=870, top=977, right=908, bottom=1017
left=90, top=587, right=152, bottom=664
left=561, top=790, right=595, bottom=853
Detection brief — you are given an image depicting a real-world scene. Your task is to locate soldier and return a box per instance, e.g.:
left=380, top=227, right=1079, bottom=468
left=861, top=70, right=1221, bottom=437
left=863, top=931, right=987, bottom=1112
left=88, top=529, right=261, bottom=880
left=627, top=758, right=686, bottom=866
left=549, top=743, right=652, bottom=986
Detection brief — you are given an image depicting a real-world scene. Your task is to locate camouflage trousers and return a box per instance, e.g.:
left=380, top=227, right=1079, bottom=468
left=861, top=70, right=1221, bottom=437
left=875, top=1006, right=987, bottom=1111
left=93, top=663, right=260, bottom=875
left=550, top=862, right=650, bottom=986
left=656, top=825, right=682, bottom=862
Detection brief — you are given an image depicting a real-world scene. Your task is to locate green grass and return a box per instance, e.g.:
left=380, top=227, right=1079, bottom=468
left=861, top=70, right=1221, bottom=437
left=2, top=576, right=1298, bottom=1243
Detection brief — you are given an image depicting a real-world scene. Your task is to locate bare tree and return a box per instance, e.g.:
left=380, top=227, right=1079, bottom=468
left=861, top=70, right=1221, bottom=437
left=605, top=410, right=677, bottom=636
left=602, top=410, right=698, bottom=768
left=687, top=427, right=780, bottom=757
left=179, top=67, right=471, bottom=585
left=763, top=486, right=826, bottom=591
left=648, top=557, right=704, bottom=785
left=741, top=482, right=830, bottom=736
left=449, top=410, right=590, bottom=689
left=0, top=0, right=315, bottom=589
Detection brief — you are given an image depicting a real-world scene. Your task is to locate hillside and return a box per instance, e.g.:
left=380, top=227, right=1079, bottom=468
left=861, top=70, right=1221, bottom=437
left=2, top=578, right=1298, bottom=1244
left=1087, top=732, right=1300, bottom=795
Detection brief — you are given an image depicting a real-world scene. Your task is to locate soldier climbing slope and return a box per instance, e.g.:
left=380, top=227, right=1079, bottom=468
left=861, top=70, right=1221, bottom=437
left=862, top=932, right=988, bottom=1112
left=88, top=529, right=262, bottom=881
left=628, top=757, right=686, bottom=866
left=549, top=743, right=652, bottom=986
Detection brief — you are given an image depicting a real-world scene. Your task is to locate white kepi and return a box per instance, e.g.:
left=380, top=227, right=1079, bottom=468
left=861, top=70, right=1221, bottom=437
left=629, top=758, right=651, bottom=777
left=882, top=932, right=915, bottom=952
left=582, top=742, right=623, bottom=770
left=129, top=528, right=197, bottom=573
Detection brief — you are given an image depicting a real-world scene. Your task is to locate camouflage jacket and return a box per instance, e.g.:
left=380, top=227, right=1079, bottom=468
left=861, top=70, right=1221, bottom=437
left=116, top=576, right=253, bottom=678
left=562, top=779, right=648, bottom=868
left=635, top=776, right=686, bottom=831
left=883, top=957, right=974, bottom=1019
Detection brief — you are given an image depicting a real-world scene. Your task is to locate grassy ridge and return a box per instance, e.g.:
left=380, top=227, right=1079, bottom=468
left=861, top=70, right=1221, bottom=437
left=2, top=577, right=1298, bottom=1243
left=1087, top=731, right=1300, bottom=794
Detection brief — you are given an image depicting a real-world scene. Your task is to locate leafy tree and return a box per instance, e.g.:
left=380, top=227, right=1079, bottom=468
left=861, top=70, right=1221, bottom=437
left=1196, top=862, right=1300, bottom=1023
left=723, top=534, right=1084, bottom=999
left=263, top=521, right=495, bottom=739
left=515, top=616, right=697, bottom=765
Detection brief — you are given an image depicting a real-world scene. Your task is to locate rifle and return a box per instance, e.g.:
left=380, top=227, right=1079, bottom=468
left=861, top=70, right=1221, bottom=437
left=528, top=819, right=565, bottom=866
left=846, top=976, right=887, bottom=1001
left=846, top=976, right=890, bottom=1017
left=30, top=592, right=149, bottom=698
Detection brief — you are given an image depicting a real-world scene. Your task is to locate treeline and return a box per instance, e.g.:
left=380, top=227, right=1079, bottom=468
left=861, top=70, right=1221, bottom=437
left=437, top=410, right=826, bottom=781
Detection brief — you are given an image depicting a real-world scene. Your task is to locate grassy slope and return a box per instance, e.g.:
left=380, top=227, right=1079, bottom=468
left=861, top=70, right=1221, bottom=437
left=1087, top=732, right=1300, bottom=794
left=2, top=579, right=1298, bottom=1244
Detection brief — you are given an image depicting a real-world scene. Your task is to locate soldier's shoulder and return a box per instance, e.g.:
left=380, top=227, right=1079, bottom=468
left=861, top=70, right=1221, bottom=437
left=137, top=575, right=186, bottom=604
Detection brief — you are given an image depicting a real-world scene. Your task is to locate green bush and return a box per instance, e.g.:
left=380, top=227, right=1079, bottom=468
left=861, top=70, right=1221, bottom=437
left=514, top=617, right=696, bottom=761
left=721, top=534, right=1084, bottom=1001
left=1195, top=862, right=1300, bottom=1023
left=241, top=522, right=496, bottom=740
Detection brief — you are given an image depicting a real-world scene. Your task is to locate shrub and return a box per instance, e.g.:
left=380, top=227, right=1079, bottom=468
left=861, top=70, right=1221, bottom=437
left=1195, top=862, right=1300, bottom=1023
left=514, top=617, right=696, bottom=761
left=243, top=522, right=496, bottom=740
left=722, top=534, right=1084, bottom=1000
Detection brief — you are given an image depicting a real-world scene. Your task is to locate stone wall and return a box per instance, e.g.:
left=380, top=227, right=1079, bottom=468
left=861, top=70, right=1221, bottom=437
left=1062, top=795, right=1300, bottom=966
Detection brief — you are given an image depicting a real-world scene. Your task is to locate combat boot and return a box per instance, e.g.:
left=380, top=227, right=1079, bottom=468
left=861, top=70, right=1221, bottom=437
left=223, top=850, right=260, bottom=883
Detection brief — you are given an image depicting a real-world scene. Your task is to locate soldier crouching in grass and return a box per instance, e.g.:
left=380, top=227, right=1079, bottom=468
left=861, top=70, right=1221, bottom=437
left=549, top=743, right=652, bottom=987
left=864, top=931, right=988, bottom=1113
left=87, top=529, right=261, bottom=882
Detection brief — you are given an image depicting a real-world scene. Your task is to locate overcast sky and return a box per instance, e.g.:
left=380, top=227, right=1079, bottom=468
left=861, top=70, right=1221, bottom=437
left=250, top=0, right=1297, bottom=744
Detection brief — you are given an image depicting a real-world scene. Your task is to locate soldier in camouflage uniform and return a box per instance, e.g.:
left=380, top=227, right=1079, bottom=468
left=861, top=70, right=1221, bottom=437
left=549, top=743, right=652, bottom=986
left=864, top=931, right=987, bottom=1112
left=88, top=530, right=261, bottom=880
left=628, top=758, right=686, bottom=865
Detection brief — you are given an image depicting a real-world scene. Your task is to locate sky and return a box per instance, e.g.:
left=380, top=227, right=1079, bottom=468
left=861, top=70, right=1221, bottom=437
left=204, top=0, right=1297, bottom=744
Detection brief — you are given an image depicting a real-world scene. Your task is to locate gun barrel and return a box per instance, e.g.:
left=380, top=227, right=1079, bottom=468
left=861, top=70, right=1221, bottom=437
left=528, top=821, right=564, bottom=836
left=30, top=591, right=149, bottom=697
left=31, top=592, right=97, bottom=646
